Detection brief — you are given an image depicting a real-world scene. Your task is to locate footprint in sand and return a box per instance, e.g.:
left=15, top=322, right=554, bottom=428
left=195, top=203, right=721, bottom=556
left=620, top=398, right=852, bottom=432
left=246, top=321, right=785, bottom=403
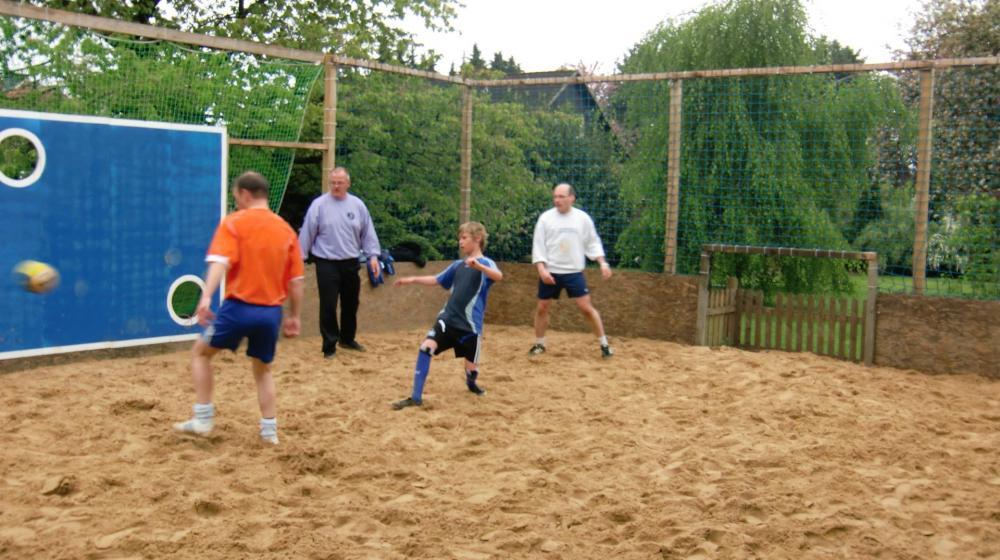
left=194, top=500, right=222, bottom=517
left=93, top=526, right=140, bottom=549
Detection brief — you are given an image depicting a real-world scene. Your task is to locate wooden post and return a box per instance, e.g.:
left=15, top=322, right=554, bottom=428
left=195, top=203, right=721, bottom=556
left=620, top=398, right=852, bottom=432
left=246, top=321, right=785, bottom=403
left=726, top=276, right=739, bottom=345
left=663, top=79, right=683, bottom=274
left=459, top=85, right=473, bottom=225
left=695, top=251, right=711, bottom=346
left=863, top=256, right=878, bottom=366
left=322, top=57, right=338, bottom=187
left=913, top=69, right=935, bottom=295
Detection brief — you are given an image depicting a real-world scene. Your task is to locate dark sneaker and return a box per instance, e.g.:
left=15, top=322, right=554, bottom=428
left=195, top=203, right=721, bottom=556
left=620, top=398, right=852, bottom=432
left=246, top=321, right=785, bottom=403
left=466, top=371, right=486, bottom=396
left=528, top=343, right=546, bottom=356
left=323, top=351, right=336, bottom=359
left=601, top=344, right=614, bottom=359
left=392, top=397, right=422, bottom=410
left=339, top=340, right=366, bottom=352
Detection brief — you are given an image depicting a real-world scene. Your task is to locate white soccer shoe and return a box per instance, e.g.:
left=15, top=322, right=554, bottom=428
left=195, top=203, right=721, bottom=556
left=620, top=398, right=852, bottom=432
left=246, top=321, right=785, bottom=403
left=173, top=418, right=214, bottom=435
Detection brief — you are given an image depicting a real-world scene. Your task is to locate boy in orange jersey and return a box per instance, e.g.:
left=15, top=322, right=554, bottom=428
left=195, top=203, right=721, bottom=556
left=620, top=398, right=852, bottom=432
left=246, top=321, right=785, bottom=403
left=173, top=171, right=304, bottom=445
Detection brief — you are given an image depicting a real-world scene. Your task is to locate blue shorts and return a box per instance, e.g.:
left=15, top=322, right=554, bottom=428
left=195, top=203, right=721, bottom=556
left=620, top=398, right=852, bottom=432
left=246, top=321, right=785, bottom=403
left=537, top=272, right=590, bottom=299
left=203, top=299, right=283, bottom=364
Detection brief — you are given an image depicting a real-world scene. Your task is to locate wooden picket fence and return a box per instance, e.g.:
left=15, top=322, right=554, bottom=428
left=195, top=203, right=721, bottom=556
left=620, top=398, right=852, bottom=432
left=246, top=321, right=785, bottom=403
left=703, top=283, right=868, bottom=362
left=695, top=245, right=878, bottom=365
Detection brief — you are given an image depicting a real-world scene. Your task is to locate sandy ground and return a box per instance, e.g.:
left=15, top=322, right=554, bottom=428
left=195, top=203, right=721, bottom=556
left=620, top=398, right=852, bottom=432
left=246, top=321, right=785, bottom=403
left=0, top=325, right=998, bottom=559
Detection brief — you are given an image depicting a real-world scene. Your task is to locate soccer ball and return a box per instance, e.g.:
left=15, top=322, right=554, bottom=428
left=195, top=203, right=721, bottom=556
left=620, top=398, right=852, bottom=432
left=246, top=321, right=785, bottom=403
left=15, top=260, right=60, bottom=294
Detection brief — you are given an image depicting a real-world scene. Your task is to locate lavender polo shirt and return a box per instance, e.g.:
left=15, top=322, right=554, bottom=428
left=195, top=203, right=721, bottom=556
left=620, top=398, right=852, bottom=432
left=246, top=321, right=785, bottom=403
left=299, top=193, right=381, bottom=261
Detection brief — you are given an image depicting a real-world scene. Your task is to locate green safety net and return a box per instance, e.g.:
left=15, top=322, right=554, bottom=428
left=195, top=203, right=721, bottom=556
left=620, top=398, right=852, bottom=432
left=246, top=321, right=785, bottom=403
left=4, top=15, right=995, bottom=300
left=0, top=17, right=321, bottom=211
left=477, top=70, right=998, bottom=299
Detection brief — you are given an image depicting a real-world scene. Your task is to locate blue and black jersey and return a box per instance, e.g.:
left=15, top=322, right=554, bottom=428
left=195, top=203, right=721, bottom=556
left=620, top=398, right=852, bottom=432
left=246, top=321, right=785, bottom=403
left=435, top=257, right=498, bottom=334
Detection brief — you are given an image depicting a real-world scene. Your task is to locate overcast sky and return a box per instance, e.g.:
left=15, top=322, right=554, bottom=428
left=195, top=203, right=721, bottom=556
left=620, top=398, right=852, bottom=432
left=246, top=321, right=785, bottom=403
left=403, top=0, right=924, bottom=75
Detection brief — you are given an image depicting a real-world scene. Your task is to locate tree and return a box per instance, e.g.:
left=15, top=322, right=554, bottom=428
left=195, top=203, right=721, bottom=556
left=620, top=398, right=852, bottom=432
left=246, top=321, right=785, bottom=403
left=7, top=1, right=458, bottom=59
left=468, top=43, right=486, bottom=70
left=613, top=0, right=903, bottom=296
left=488, top=51, right=522, bottom=75
left=895, top=0, right=1000, bottom=291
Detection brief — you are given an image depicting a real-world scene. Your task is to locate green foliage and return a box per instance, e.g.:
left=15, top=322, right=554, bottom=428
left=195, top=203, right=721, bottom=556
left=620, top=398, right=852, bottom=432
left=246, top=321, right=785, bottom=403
left=853, top=183, right=916, bottom=270
left=330, top=73, right=464, bottom=259
left=28, top=0, right=459, bottom=62
left=3, top=0, right=458, bottom=211
left=613, top=0, right=903, bottom=297
left=949, top=193, right=1000, bottom=289
left=1, top=26, right=321, bottom=210
left=712, top=254, right=858, bottom=299
left=0, top=134, right=37, bottom=180
left=520, top=107, right=625, bottom=264
left=469, top=100, right=550, bottom=260
left=489, top=51, right=522, bottom=75
left=895, top=0, right=1000, bottom=296
left=468, top=44, right=486, bottom=70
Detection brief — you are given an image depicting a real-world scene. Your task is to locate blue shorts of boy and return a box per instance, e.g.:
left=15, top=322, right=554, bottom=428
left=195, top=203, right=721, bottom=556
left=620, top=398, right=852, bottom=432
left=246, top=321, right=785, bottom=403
left=426, top=319, right=481, bottom=362
left=537, top=272, right=590, bottom=299
left=202, top=299, right=283, bottom=364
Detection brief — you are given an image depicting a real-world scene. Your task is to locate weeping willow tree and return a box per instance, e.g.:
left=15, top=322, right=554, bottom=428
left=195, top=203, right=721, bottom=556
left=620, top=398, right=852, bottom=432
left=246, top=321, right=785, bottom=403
left=613, top=0, right=906, bottom=295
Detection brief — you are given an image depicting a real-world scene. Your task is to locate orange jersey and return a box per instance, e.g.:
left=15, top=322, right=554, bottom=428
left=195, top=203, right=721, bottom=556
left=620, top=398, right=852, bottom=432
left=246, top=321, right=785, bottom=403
left=206, top=208, right=304, bottom=306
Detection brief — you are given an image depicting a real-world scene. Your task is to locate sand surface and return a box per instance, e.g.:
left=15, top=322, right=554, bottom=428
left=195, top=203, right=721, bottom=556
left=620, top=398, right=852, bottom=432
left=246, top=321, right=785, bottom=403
left=1, top=325, right=998, bottom=559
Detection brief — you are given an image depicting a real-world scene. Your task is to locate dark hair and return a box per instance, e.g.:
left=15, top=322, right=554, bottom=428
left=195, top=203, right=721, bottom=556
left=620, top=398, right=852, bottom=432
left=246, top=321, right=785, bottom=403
left=233, top=171, right=270, bottom=198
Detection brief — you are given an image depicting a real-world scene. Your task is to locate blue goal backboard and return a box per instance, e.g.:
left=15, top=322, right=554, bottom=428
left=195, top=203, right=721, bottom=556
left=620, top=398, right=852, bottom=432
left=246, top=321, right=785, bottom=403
left=0, top=109, right=226, bottom=359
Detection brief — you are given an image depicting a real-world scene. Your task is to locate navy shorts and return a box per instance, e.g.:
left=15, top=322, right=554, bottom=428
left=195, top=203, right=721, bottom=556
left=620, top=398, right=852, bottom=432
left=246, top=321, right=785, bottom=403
left=537, top=272, right=590, bottom=299
left=425, top=319, right=481, bottom=362
left=203, top=299, right=283, bottom=364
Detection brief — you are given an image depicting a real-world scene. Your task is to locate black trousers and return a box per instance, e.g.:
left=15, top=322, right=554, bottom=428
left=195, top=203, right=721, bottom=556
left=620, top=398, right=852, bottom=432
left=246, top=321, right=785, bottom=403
left=313, top=256, right=362, bottom=354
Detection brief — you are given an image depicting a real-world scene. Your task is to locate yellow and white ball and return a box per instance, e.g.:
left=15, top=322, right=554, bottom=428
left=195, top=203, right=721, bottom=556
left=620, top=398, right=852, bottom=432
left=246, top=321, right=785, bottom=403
left=15, top=260, right=60, bottom=294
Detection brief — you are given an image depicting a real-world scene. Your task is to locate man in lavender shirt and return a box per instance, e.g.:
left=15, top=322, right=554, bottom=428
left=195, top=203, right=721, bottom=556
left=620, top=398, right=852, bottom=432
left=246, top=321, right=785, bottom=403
left=299, top=167, right=381, bottom=358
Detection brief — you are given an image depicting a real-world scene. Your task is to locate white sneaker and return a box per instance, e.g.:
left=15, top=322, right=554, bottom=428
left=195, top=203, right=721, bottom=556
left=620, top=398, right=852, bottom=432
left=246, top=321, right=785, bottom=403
left=173, top=418, right=214, bottom=435
left=260, top=432, right=279, bottom=445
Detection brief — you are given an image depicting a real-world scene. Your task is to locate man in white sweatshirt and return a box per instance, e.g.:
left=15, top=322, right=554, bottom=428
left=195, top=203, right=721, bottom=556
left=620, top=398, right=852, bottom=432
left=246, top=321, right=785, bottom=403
left=529, top=183, right=613, bottom=359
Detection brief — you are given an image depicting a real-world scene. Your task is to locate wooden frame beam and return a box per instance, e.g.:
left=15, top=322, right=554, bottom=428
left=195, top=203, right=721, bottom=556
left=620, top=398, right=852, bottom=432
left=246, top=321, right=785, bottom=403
left=0, top=1, right=464, bottom=83
left=3, top=1, right=998, bottom=88
left=472, top=57, right=1000, bottom=86
left=701, top=244, right=877, bottom=261
left=228, top=138, right=325, bottom=150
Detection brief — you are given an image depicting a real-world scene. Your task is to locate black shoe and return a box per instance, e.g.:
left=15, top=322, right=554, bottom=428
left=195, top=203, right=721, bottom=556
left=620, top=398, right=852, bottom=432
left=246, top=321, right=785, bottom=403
left=339, top=340, right=366, bottom=352
left=601, top=344, right=614, bottom=359
left=392, top=397, right=422, bottom=410
left=466, top=371, right=486, bottom=396
left=323, top=350, right=336, bottom=359
left=528, top=343, right=546, bottom=356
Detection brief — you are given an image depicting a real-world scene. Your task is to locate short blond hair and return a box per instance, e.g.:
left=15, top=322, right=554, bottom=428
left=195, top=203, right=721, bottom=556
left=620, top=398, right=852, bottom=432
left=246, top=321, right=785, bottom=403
left=459, top=221, right=488, bottom=251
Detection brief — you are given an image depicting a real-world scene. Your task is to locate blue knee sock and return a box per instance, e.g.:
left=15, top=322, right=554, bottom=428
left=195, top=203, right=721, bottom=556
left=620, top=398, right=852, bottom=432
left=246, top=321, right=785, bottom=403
left=411, top=347, right=432, bottom=402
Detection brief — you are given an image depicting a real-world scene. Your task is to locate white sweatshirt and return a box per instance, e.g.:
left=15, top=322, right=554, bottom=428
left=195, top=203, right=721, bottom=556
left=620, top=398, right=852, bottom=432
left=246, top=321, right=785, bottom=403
left=531, top=207, right=606, bottom=274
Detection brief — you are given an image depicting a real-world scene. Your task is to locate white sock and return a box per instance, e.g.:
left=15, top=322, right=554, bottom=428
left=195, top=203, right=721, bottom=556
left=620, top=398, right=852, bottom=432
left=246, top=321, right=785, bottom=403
left=535, top=337, right=545, bottom=346
left=599, top=336, right=608, bottom=346
left=193, top=403, right=214, bottom=421
left=260, top=417, right=277, bottom=436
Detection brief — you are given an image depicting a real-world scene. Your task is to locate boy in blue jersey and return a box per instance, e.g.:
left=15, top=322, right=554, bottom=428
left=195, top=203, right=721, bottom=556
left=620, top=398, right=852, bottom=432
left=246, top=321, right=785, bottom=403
left=392, top=222, right=503, bottom=410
